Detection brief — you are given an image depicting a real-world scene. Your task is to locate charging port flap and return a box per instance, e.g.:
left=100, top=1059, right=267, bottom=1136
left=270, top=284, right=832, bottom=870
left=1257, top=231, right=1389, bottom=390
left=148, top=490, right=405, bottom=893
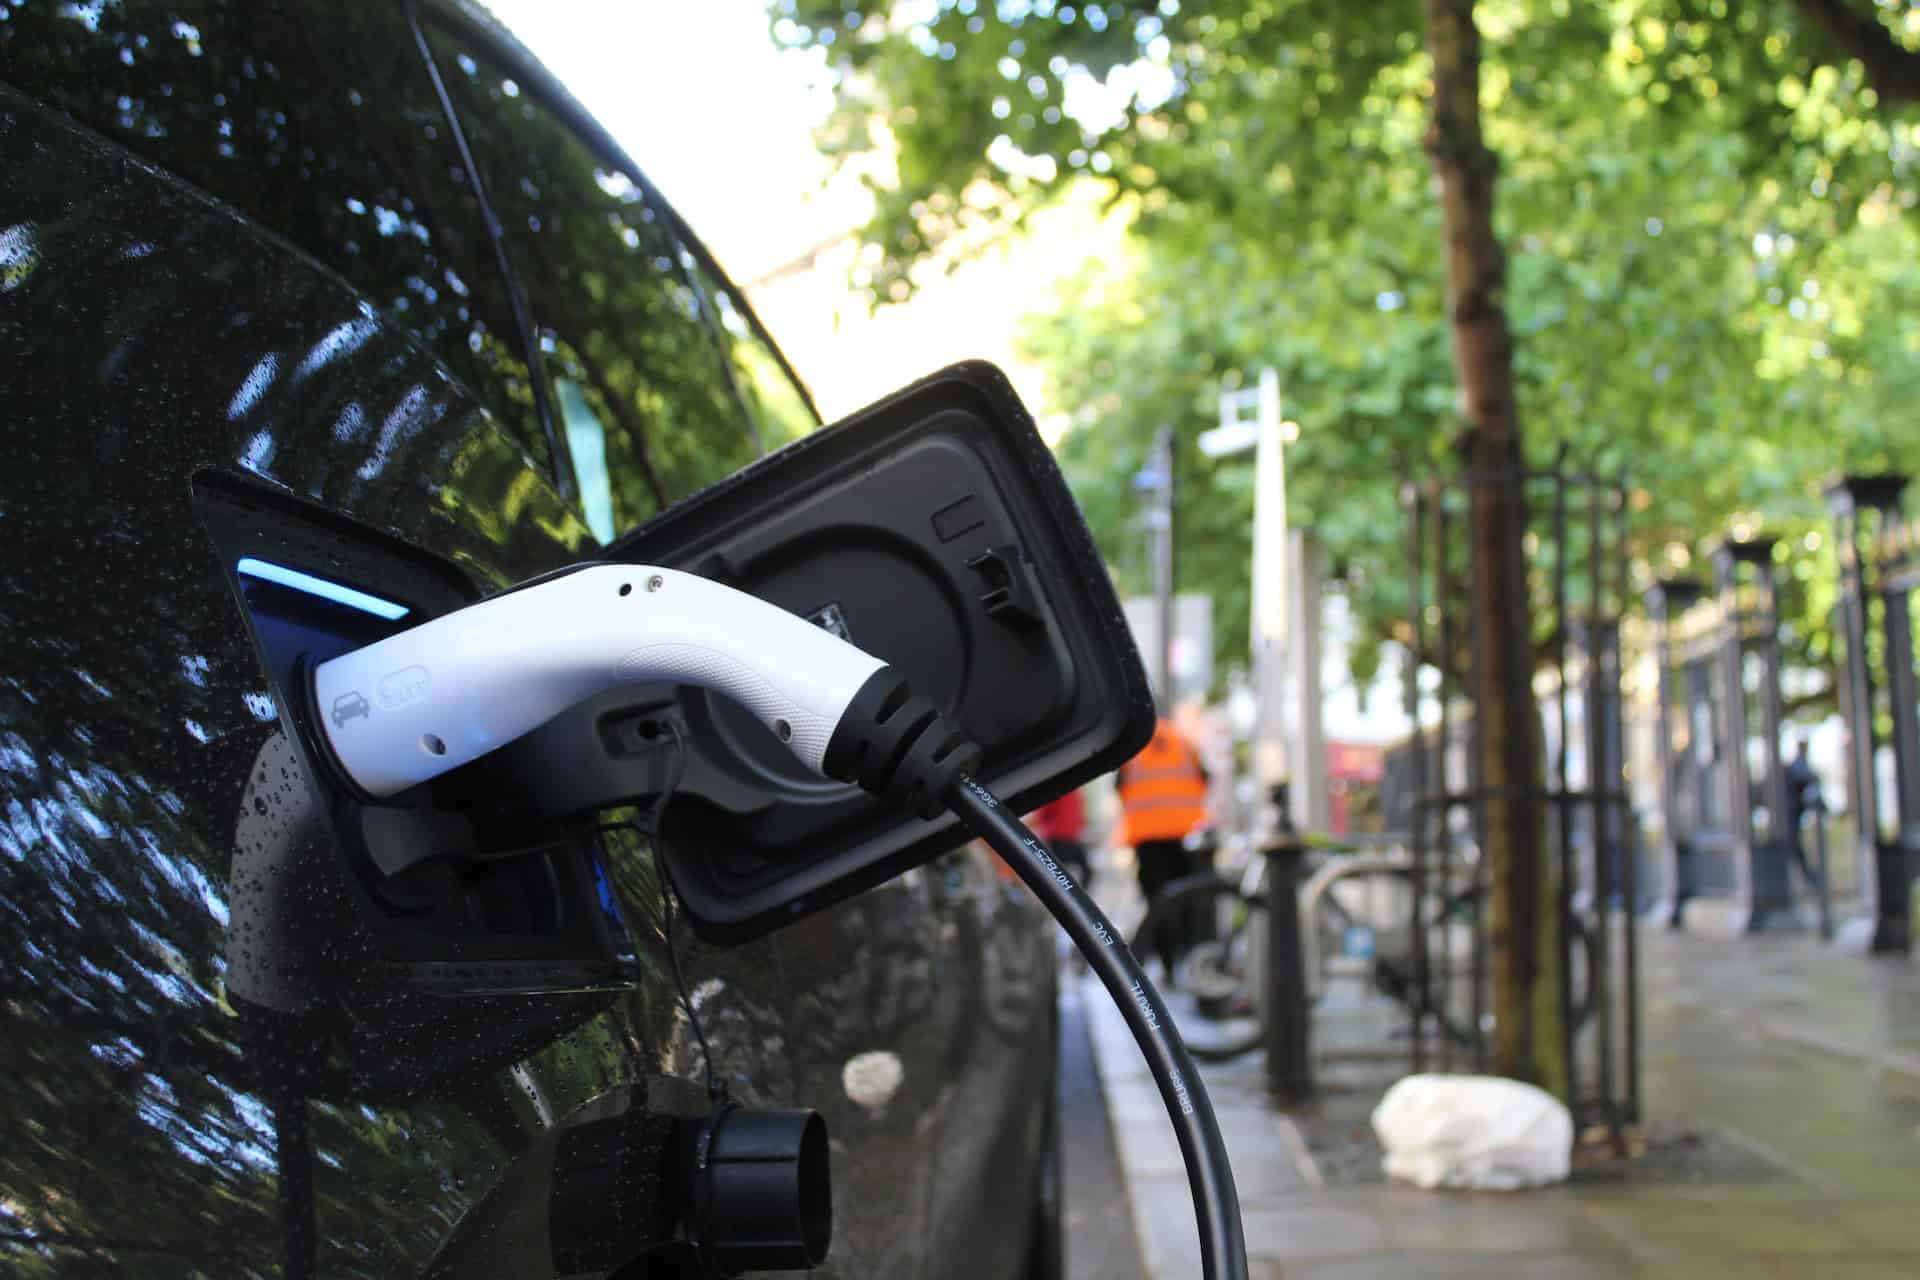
left=593, top=361, right=1153, bottom=941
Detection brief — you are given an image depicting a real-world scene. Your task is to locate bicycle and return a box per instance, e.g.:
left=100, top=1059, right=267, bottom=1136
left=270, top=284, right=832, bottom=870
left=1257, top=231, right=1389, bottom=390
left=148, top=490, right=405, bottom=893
left=1130, top=835, right=1599, bottom=1062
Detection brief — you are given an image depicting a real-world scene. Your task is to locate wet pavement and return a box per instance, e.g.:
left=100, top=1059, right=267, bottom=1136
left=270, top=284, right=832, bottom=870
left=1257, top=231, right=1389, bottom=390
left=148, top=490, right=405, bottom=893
left=1071, top=863, right=1920, bottom=1278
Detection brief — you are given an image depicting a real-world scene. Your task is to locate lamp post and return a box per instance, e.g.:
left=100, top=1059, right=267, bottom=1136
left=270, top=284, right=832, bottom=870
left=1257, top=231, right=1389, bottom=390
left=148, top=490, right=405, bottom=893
left=1205, top=368, right=1314, bottom=828
left=1645, top=576, right=1706, bottom=928
left=1133, top=428, right=1176, bottom=714
left=1826, top=474, right=1917, bottom=954
left=1710, top=537, right=1793, bottom=932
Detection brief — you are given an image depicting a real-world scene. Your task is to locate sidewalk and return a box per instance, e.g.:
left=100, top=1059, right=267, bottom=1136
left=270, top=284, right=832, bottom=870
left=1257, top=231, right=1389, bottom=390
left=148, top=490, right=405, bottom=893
left=1084, top=921, right=1920, bottom=1277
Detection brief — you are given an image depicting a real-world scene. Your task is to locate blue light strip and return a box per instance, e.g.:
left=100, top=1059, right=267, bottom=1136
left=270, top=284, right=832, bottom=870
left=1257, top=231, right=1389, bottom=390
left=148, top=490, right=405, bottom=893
left=236, top=557, right=411, bottom=621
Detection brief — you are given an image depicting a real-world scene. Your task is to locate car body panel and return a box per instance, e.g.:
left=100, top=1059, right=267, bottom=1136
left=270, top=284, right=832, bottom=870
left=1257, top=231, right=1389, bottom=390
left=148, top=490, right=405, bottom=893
left=0, top=4, right=1053, bottom=1277
left=1, top=83, right=619, bottom=1276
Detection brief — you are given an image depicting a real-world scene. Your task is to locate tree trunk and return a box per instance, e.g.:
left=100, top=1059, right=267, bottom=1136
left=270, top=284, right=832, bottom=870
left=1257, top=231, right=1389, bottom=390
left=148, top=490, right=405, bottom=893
left=1789, top=0, right=1920, bottom=107
left=1423, top=0, right=1566, bottom=1093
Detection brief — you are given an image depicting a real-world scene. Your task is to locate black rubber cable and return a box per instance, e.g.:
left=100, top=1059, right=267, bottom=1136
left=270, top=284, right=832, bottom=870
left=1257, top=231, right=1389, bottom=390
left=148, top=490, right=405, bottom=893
left=945, top=775, right=1248, bottom=1280
left=629, top=720, right=719, bottom=1100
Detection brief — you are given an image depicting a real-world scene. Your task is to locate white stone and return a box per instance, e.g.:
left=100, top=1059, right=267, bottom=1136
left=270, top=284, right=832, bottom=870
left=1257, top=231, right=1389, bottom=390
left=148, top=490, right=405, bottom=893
left=1372, top=1073, right=1572, bottom=1191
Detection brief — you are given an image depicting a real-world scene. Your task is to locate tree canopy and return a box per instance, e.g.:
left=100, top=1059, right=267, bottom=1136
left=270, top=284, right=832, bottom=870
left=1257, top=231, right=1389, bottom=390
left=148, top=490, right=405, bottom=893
left=776, top=0, right=1920, bottom=703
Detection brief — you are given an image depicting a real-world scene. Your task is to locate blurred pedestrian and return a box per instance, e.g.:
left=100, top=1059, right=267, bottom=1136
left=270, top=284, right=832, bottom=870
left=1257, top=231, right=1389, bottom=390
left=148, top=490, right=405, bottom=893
left=1117, top=716, right=1210, bottom=978
left=1027, top=788, right=1090, bottom=887
left=1783, top=738, right=1824, bottom=890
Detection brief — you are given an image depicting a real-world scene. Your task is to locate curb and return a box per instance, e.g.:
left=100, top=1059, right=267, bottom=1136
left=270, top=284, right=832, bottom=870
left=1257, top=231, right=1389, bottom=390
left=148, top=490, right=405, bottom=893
left=1080, top=970, right=1193, bottom=1279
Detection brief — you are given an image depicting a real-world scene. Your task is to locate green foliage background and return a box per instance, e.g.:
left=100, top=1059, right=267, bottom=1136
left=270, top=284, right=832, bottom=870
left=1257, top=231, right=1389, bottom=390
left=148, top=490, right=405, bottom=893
left=776, top=0, right=1920, bottom=706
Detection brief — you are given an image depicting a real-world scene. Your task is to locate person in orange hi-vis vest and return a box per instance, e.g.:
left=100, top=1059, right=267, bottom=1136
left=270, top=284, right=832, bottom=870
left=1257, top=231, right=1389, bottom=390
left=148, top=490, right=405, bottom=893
left=1116, top=716, right=1210, bottom=978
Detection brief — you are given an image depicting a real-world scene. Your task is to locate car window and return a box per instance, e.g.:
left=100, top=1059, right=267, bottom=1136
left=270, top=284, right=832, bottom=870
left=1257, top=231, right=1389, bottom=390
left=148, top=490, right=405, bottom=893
left=693, top=261, right=821, bottom=449
left=0, top=0, right=558, bottom=473
left=424, top=28, right=776, bottom=536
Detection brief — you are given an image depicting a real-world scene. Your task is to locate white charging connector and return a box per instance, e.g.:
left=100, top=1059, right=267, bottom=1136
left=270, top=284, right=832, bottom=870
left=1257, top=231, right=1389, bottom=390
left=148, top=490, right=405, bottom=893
left=312, top=564, right=885, bottom=798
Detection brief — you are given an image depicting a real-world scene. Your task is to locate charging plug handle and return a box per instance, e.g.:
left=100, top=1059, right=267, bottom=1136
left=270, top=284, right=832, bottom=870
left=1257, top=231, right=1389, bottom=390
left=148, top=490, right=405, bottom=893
left=821, top=667, right=981, bottom=818
left=313, top=562, right=978, bottom=814
left=314, top=564, right=886, bottom=798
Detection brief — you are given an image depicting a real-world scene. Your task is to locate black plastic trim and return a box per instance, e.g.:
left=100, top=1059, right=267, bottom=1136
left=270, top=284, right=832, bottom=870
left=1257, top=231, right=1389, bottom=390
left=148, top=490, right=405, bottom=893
left=610, top=361, right=1155, bottom=941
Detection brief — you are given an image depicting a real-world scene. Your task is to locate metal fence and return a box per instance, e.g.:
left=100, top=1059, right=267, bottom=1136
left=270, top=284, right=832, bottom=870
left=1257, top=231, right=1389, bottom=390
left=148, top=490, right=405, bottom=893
left=1385, top=453, right=1641, bottom=1135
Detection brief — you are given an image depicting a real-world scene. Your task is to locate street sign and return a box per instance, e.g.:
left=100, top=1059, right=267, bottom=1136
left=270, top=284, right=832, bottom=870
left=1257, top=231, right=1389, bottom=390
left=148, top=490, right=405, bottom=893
left=1198, top=421, right=1260, bottom=459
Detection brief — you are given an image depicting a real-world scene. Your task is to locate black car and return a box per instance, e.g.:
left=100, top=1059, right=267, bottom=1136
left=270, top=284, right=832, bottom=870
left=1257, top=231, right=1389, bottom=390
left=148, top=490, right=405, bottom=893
left=0, top=2, right=1066, bottom=1275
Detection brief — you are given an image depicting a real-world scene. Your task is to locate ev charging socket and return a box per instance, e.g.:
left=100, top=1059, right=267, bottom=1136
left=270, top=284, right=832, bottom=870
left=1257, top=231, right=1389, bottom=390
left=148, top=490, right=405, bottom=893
left=685, top=1106, right=831, bottom=1274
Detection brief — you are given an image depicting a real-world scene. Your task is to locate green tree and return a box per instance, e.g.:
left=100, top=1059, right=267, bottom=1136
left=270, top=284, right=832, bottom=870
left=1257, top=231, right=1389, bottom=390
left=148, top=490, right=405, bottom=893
left=776, top=0, right=1920, bottom=1087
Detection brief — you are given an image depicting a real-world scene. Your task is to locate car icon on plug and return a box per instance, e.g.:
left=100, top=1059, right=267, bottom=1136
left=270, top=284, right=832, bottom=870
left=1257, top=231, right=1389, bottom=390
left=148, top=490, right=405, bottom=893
left=331, top=691, right=371, bottom=728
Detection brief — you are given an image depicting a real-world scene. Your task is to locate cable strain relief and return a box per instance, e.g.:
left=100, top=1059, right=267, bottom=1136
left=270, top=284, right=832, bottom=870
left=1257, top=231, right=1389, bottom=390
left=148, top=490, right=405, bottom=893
left=824, top=667, right=982, bottom=819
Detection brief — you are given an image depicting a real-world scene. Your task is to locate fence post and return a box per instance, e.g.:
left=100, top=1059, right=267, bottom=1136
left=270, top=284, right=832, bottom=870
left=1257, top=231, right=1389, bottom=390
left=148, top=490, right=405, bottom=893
left=1263, top=783, right=1314, bottom=1102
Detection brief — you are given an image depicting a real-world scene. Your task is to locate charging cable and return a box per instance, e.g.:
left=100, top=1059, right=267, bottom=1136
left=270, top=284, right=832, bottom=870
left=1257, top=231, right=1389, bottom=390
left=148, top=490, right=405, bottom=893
left=311, top=562, right=1248, bottom=1278
left=944, top=775, right=1246, bottom=1280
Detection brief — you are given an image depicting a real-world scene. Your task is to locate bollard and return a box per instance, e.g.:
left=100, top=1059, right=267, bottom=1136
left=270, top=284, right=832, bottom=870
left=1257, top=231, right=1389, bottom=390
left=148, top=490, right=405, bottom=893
left=1262, top=785, right=1314, bottom=1103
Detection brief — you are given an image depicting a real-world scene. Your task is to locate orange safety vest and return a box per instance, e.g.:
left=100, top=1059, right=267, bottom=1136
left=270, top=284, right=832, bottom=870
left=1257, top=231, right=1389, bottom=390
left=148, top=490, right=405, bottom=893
left=1116, top=719, right=1208, bottom=847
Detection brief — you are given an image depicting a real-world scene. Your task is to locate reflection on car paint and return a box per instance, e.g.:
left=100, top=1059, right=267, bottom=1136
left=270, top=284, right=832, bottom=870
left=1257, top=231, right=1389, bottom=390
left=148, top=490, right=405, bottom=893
left=840, top=1049, right=906, bottom=1111
left=0, top=222, right=41, bottom=289
left=0, top=87, right=606, bottom=1274
left=0, top=0, right=563, bottom=474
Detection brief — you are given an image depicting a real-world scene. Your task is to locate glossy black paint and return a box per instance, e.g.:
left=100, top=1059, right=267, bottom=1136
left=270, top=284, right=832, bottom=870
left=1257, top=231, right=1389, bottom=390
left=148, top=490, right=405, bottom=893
left=0, top=3, right=1054, bottom=1277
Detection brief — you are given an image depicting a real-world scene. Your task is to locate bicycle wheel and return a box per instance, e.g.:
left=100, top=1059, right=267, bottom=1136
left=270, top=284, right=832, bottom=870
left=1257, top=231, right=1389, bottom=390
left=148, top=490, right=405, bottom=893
left=1128, top=873, right=1267, bottom=1062
left=1422, top=885, right=1601, bottom=1046
left=1308, top=864, right=1486, bottom=1047
left=1307, top=865, right=1418, bottom=1008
